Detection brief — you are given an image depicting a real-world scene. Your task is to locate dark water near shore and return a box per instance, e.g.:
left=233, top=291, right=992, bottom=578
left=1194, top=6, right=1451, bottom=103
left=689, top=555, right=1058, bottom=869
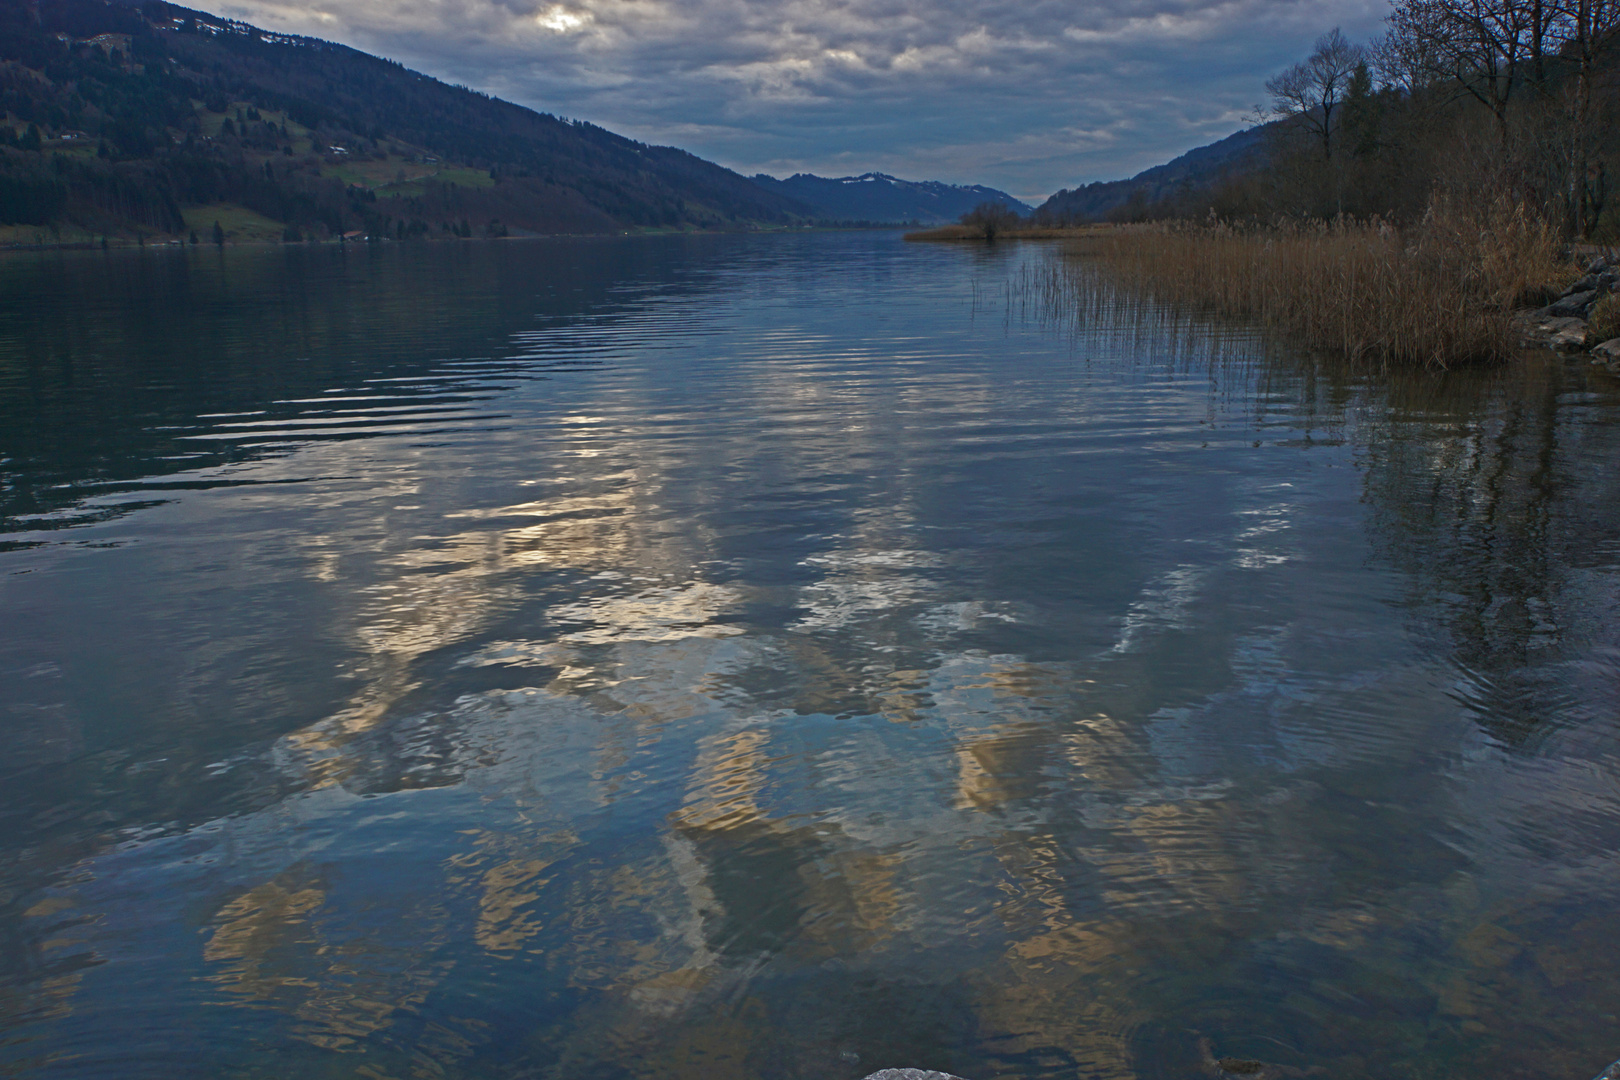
left=3, top=233, right=1620, bottom=1080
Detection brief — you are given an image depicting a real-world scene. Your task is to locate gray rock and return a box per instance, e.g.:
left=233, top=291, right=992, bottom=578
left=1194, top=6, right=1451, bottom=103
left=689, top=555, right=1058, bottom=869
left=1565, top=271, right=1619, bottom=297
left=1547, top=289, right=1599, bottom=317
left=1592, top=1058, right=1620, bottom=1080
left=1535, top=315, right=1587, bottom=332
left=1593, top=337, right=1620, bottom=362
left=1518, top=312, right=1581, bottom=348
left=1550, top=321, right=1591, bottom=350
left=1588, top=255, right=1613, bottom=273
left=1520, top=315, right=1590, bottom=350
left=859, top=1071, right=971, bottom=1080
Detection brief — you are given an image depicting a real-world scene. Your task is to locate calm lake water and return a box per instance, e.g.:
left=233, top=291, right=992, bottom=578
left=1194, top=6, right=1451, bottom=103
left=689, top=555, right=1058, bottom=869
left=2, top=232, right=1620, bottom=1080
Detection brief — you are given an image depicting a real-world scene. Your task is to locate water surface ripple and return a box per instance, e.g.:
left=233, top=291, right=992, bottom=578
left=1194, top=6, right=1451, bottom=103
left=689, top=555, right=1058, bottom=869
left=2, top=234, right=1619, bottom=1080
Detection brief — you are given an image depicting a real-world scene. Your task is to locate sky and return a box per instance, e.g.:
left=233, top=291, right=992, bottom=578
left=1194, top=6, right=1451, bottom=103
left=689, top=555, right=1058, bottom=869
left=211, top=0, right=1392, bottom=203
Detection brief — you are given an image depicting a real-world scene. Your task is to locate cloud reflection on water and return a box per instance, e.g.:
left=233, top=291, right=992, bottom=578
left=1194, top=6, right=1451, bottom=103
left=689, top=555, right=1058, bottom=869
left=2, top=238, right=1620, bottom=1080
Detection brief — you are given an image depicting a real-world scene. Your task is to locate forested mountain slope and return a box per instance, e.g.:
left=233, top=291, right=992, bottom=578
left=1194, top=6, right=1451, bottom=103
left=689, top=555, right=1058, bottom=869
left=1034, top=127, right=1268, bottom=223
left=0, top=0, right=814, bottom=242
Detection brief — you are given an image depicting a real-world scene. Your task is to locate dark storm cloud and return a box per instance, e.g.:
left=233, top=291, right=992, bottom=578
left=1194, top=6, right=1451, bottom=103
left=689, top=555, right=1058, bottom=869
left=215, top=0, right=1391, bottom=200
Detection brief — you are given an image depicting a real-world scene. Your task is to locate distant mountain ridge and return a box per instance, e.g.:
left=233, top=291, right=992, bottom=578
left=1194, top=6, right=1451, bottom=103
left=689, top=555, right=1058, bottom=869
left=1035, top=126, right=1269, bottom=223
left=751, top=172, right=1031, bottom=224
left=3, top=0, right=1263, bottom=240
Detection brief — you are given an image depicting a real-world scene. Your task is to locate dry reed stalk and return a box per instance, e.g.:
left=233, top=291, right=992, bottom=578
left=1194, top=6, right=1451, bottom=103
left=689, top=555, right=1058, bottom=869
left=1067, top=200, right=1572, bottom=367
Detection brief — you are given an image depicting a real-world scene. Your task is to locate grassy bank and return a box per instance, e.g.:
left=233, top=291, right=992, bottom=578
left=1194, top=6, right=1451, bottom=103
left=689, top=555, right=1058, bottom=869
left=1059, top=202, right=1575, bottom=367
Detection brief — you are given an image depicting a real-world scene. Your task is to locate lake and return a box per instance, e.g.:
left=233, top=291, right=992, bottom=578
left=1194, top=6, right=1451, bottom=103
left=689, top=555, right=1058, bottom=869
left=2, top=232, right=1619, bottom=1080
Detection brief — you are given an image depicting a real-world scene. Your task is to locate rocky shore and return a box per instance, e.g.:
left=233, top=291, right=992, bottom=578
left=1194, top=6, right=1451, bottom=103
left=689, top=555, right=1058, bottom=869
left=1520, top=253, right=1620, bottom=370
left=862, top=1050, right=1620, bottom=1080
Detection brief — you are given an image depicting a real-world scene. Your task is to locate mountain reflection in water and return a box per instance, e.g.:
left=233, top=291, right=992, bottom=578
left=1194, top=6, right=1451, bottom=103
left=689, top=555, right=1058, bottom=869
left=1, top=234, right=1618, bottom=1080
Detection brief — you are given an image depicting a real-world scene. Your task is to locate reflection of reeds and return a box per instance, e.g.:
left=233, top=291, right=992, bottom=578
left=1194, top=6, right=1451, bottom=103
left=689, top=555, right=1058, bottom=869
left=1000, top=252, right=1275, bottom=373
left=1047, top=201, right=1574, bottom=367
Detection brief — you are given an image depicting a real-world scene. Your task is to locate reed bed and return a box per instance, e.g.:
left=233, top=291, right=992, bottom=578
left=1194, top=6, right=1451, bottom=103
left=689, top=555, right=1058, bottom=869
left=1003, top=256, right=1287, bottom=372
left=1062, top=199, right=1572, bottom=367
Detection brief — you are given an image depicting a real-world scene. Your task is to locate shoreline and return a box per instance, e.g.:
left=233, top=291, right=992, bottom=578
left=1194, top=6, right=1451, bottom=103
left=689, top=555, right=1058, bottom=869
left=17, top=222, right=1616, bottom=368
left=0, top=223, right=911, bottom=255
left=934, top=219, right=1617, bottom=368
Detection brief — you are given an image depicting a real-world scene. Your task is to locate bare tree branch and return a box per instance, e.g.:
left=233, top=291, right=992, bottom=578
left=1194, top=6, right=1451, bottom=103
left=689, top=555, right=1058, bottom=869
left=1265, top=28, right=1365, bottom=160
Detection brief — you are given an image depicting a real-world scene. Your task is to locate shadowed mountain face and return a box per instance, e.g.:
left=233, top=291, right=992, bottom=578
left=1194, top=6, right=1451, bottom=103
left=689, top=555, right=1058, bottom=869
left=1034, top=127, right=1268, bottom=223
left=750, top=172, right=1031, bottom=224
left=0, top=0, right=815, bottom=238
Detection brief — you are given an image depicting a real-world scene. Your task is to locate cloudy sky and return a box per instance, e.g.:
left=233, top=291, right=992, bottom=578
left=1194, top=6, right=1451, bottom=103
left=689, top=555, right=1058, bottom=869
left=212, top=0, right=1390, bottom=202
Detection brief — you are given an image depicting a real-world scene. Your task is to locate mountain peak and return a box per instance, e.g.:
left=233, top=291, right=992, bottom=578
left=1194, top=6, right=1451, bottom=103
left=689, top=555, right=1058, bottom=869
left=753, top=172, right=1030, bottom=223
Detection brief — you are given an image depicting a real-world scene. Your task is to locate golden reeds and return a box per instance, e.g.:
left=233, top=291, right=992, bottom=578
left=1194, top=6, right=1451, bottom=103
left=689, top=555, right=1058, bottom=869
left=1063, top=199, right=1574, bottom=367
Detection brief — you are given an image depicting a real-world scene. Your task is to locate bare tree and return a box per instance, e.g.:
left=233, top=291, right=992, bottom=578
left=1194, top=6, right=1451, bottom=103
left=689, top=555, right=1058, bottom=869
left=1266, top=28, right=1366, bottom=160
left=1552, top=0, right=1620, bottom=232
left=1386, top=0, right=1617, bottom=231
left=1370, top=28, right=1443, bottom=92
left=959, top=201, right=1022, bottom=240
left=1528, top=0, right=1555, bottom=85
left=1386, top=0, right=1535, bottom=144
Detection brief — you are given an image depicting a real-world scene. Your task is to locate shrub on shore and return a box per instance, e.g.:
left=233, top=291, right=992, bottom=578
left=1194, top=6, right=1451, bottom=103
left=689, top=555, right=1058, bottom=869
left=959, top=201, right=1024, bottom=240
left=1590, top=295, right=1620, bottom=343
left=1067, top=199, right=1572, bottom=367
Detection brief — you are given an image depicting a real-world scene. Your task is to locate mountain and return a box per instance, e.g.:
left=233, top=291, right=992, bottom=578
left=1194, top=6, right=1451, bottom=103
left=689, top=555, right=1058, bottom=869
left=0, top=0, right=814, bottom=242
left=750, top=172, right=1031, bottom=224
left=1034, top=126, right=1269, bottom=223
